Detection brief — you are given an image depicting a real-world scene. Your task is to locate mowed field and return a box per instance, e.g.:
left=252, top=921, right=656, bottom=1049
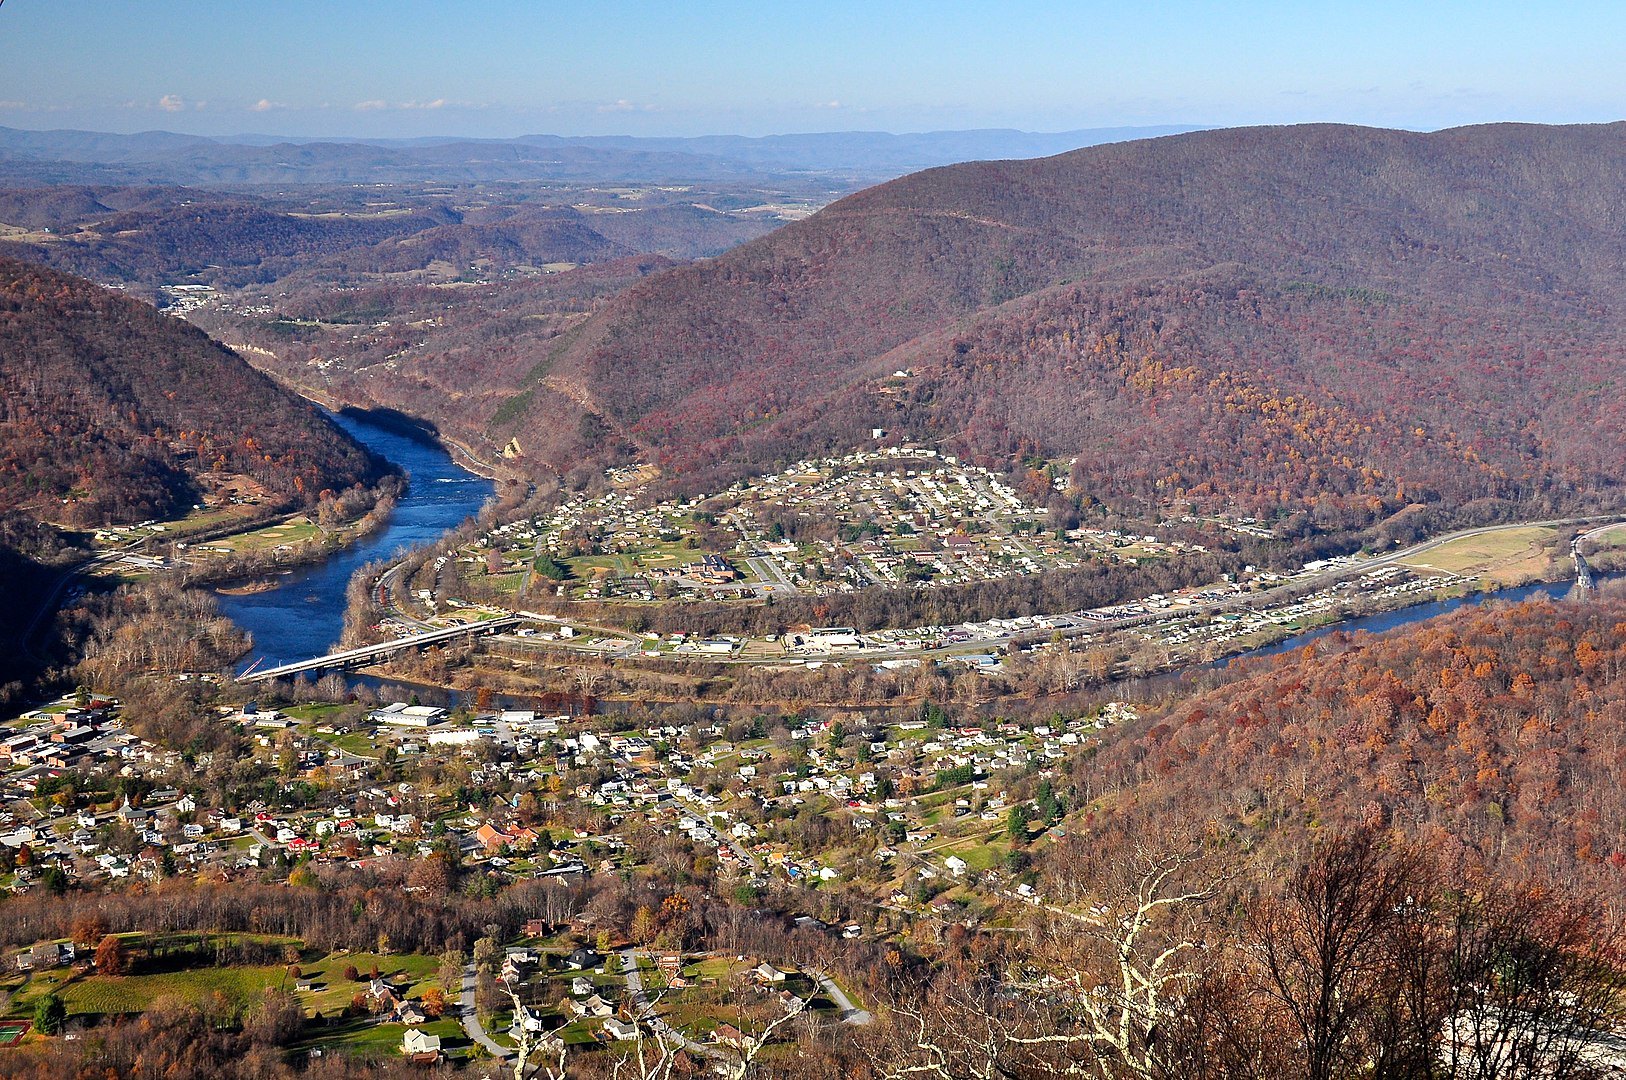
left=53, top=965, right=286, bottom=1016
left=3, top=942, right=441, bottom=1022
left=1583, top=523, right=1626, bottom=550
left=1400, top=526, right=1557, bottom=585
left=207, top=517, right=324, bottom=555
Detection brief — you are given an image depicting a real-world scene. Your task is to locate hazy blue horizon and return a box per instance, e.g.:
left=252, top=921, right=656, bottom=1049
left=0, top=121, right=1212, bottom=144
left=2, top=1, right=1623, bottom=139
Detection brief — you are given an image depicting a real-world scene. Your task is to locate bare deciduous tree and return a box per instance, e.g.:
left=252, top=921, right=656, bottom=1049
left=1250, top=827, right=1432, bottom=1080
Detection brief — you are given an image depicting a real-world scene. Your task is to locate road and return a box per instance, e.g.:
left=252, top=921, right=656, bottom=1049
left=1578, top=521, right=1626, bottom=546
left=744, top=554, right=800, bottom=595
left=18, top=548, right=126, bottom=663
left=809, top=969, right=872, bottom=1025
left=459, top=963, right=513, bottom=1059
left=620, top=949, right=723, bottom=1060
left=816, top=512, right=1626, bottom=662
left=674, top=796, right=759, bottom=871
left=377, top=560, right=436, bottom=630
left=363, top=512, right=1626, bottom=677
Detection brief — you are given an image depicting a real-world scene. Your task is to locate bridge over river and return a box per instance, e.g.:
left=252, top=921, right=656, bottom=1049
left=241, top=617, right=521, bottom=683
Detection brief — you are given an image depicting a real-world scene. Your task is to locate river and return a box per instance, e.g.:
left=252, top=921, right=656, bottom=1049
left=1214, top=576, right=1587, bottom=668
left=217, top=411, right=494, bottom=673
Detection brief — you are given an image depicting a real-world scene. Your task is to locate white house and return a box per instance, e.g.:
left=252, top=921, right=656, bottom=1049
left=603, top=1016, right=639, bottom=1041
left=401, top=1029, right=441, bottom=1056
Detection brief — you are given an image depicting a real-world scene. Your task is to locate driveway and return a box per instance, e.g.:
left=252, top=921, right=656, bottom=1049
left=460, top=962, right=513, bottom=1059
left=811, top=969, right=872, bottom=1025
left=620, top=948, right=724, bottom=1060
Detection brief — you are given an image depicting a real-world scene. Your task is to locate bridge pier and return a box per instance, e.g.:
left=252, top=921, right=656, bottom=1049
left=1572, top=550, right=1596, bottom=600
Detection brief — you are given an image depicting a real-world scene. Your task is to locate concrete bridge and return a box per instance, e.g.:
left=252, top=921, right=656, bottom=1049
left=1574, top=549, right=1596, bottom=596
left=241, top=616, right=522, bottom=683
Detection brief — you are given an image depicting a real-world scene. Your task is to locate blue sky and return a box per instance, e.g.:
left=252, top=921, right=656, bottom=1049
left=2, top=0, right=1623, bottom=138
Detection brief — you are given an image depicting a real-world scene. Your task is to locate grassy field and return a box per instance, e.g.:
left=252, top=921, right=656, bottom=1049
left=165, top=502, right=271, bottom=538
left=563, top=541, right=712, bottom=583
left=210, top=518, right=324, bottom=555
left=1401, top=525, right=1556, bottom=584
left=939, top=836, right=1010, bottom=873
left=282, top=703, right=347, bottom=722
left=293, top=952, right=441, bottom=1016
left=5, top=963, right=288, bottom=1019
left=485, top=570, right=528, bottom=594
left=566, top=553, right=637, bottom=578
left=685, top=957, right=741, bottom=981
left=1585, top=523, right=1626, bottom=549
left=2, top=945, right=443, bottom=1022
left=299, top=1015, right=469, bottom=1059
left=313, top=730, right=376, bottom=757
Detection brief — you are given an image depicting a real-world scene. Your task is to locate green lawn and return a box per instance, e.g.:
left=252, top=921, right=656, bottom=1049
left=212, top=519, right=324, bottom=555
left=283, top=703, right=346, bottom=723
left=11, top=964, right=287, bottom=1018
left=684, top=957, right=742, bottom=982
left=940, top=836, right=1008, bottom=872
left=565, top=553, right=637, bottom=578
left=166, top=503, right=270, bottom=538
left=3, top=947, right=444, bottom=1022
left=484, top=571, right=528, bottom=594
left=300, top=1015, right=468, bottom=1059
left=313, top=731, right=376, bottom=757
left=297, top=952, right=440, bottom=1016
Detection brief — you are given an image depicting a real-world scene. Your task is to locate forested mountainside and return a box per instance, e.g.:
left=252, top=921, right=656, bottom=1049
left=0, top=257, right=385, bottom=526
left=1058, top=592, right=1626, bottom=899
left=493, top=122, right=1626, bottom=537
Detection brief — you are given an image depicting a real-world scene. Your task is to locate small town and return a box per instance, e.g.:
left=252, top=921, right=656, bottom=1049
left=0, top=679, right=1132, bottom=1065
left=501, top=450, right=1193, bottom=603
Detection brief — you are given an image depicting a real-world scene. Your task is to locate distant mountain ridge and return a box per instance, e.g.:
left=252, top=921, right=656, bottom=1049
left=489, top=122, right=1626, bottom=544
left=0, top=124, right=1199, bottom=186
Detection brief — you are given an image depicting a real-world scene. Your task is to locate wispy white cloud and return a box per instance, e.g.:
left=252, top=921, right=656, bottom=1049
left=250, top=98, right=286, bottom=112
left=354, top=97, right=467, bottom=111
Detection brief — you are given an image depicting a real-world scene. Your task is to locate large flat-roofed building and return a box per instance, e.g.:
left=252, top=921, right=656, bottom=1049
left=369, top=703, right=447, bottom=728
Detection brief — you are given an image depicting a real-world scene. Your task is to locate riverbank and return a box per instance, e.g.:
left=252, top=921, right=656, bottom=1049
left=180, top=483, right=401, bottom=591
left=242, top=372, right=511, bottom=483
left=1215, top=569, right=1593, bottom=668
left=213, top=579, right=281, bottom=596
left=217, top=411, right=495, bottom=671
left=335, top=559, right=1593, bottom=718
